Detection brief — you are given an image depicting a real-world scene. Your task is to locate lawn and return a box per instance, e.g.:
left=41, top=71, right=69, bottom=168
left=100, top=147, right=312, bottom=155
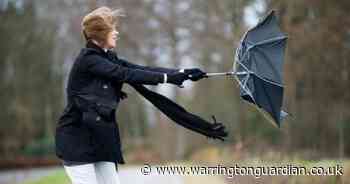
left=25, top=169, right=69, bottom=184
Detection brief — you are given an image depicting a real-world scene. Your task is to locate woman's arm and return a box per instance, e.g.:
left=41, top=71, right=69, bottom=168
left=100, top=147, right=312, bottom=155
left=115, top=58, right=207, bottom=82
left=84, top=55, right=164, bottom=85
left=117, top=58, right=181, bottom=74
left=84, top=55, right=188, bottom=86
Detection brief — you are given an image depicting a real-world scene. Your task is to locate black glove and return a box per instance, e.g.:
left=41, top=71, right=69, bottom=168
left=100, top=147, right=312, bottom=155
left=119, top=90, right=128, bottom=100
left=205, top=115, right=228, bottom=141
left=167, top=72, right=188, bottom=86
left=184, top=68, right=208, bottom=81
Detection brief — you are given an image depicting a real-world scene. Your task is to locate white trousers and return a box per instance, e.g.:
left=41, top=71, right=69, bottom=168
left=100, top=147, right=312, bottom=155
left=63, top=161, right=121, bottom=184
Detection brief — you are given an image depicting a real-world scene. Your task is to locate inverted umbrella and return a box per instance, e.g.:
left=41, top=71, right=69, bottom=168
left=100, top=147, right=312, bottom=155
left=205, top=10, right=288, bottom=127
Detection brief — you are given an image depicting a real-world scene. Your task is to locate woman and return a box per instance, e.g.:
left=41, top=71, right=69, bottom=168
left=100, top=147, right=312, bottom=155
left=54, top=6, right=207, bottom=184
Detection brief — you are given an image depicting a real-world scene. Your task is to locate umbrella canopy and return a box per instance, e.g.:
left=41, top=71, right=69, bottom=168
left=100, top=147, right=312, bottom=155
left=233, top=10, right=288, bottom=127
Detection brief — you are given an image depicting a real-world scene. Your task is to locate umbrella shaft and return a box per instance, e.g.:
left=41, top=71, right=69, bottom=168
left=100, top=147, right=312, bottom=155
left=206, top=71, right=248, bottom=77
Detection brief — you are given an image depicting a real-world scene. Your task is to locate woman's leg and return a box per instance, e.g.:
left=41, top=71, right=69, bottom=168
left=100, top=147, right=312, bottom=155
left=63, top=163, right=98, bottom=184
left=94, top=161, right=121, bottom=184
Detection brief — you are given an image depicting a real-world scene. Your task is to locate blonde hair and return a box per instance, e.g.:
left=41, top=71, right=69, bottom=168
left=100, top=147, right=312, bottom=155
left=81, top=6, right=125, bottom=42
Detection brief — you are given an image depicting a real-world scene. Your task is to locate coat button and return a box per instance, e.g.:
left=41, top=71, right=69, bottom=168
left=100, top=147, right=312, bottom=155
left=103, top=84, right=108, bottom=89
left=96, top=116, right=101, bottom=121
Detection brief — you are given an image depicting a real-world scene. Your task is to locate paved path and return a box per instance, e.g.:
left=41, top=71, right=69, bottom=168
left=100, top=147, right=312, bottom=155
left=118, top=165, right=184, bottom=184
left=0, top=165, right=226, bottom=184
left=118, top=165, right=225, bottom=184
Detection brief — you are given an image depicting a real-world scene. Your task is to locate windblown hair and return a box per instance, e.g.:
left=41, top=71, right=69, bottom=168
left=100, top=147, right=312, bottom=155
left=81, top=6, right=125, bottom=43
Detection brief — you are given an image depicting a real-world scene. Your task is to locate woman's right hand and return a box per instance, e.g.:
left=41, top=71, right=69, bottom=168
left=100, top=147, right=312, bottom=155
left=166, top=72, right=188, bottom=86
left=184, top=68, right=208, bottom=81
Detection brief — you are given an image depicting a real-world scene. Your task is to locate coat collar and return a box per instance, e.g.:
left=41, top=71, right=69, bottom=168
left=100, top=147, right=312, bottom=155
left=85, top=40, right=119, bottom=59
left=85, top=40, right=108, bottom=54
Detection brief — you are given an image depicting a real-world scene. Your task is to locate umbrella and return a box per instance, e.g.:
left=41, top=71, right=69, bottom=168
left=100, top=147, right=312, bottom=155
left=205, top=10, right=288, bottom=127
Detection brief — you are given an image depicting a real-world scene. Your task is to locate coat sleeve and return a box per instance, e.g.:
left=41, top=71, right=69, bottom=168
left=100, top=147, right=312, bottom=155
left=84, top=55, right=164, bottom=85
left=117, top=58, right=180, bottom=74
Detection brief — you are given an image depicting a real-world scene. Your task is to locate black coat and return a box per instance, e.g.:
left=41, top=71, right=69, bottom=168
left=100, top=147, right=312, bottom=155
left=55, top=41, right=178, bottom=166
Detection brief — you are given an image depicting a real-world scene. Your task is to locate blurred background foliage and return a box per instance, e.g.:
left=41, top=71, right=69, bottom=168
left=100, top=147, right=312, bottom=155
left=0, top=0, right=349, bottom=165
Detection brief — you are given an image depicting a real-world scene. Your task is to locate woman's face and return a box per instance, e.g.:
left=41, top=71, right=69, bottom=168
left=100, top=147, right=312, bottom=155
left=104, top=29, right=119, bottom=49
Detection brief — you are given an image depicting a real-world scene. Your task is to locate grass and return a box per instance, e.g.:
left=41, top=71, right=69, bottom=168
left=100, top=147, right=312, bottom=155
left=25, top=169, right=69, bottom=184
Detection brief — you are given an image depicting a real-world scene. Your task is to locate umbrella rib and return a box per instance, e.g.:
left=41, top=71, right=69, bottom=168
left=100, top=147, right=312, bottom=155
left=249, top=36, right=287, bottom=49
left=234, top=70, right=257, bottom=104
left=251, top=73, right=284, bottom=87
left=235, top=77, right=256, bottom=104
left=244, top=36, right=286, bottom=53
left=234, top=57, right=257, bottom=103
